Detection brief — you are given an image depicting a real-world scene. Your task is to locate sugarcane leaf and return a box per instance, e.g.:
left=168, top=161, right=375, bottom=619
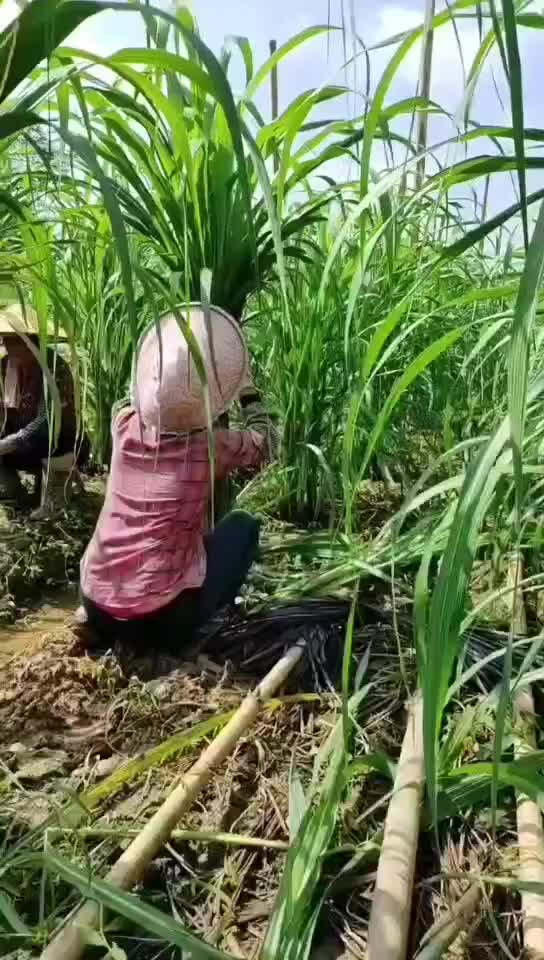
left=288, top=766, right=307, bottom=841
left=492, top=199, right=544, bottom=832
left=56, top=128, right=137, bottom=345
left=0, top=0, right=112, bottom=103
left=357, top=327, right=465, bottom=484
left=43, top=849, right=236, bottom=959
left=0, top=110, right=44, bottom=140
left=440, top=186, right=544, bottom=259
left=226, top=34, right=253, bottom=85
left=348, top=752, right=397, bottom=781
left=433, top=774, right=492, bottom=822
left=262, top=722, right=345, bottom=960
left=108, top=47, right=215, bottom=96
left=0, top=889, right=31, bottom=935
left=245, top=26, right=332, bottom=100
left=423, top=431, right=513, bottom=826
left=508, top=199, right=544, bottom=535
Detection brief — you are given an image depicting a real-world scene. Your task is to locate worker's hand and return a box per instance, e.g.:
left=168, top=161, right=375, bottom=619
left=0, top=433, right=21, bottom=457
left=238, top=367, right=261, bottom=405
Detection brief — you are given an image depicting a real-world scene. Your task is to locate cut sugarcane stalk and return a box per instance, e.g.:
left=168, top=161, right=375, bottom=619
left=507, top=551, right=527, bottom=636
left=415, top=882, right=481, bottom=960
left=515, top=686, right=544, bottom=959
left=508, top=553, right=544, bottom=959
left=367, top=692, right=424, bottom=960
left=41, top=641, right=306, bottom=960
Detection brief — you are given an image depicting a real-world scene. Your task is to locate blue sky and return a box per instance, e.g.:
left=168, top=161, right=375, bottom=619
left=2, top=0, right=543, bottom=228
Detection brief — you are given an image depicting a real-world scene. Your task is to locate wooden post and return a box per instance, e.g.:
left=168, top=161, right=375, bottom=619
left=415, top=0, right=435, bottom=189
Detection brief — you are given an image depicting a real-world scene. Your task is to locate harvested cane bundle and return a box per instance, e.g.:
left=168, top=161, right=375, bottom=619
left=213, top=598, right=542, bottom=691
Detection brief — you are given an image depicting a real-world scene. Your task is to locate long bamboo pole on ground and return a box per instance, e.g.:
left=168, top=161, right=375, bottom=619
left=508, top=554, right=544, bottom=958
left=41, top=641, right=306, bottom=960
left=367, top=692, right=424, bottom=960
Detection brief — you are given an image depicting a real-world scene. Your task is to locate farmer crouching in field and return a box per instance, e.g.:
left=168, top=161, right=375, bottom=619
left=77, top=304, right=275, bottom=650
left=0, top=303, right=87, bottom=510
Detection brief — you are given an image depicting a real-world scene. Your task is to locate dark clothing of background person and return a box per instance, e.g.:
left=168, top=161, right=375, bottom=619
left=0, top=349, right=87, bottom=473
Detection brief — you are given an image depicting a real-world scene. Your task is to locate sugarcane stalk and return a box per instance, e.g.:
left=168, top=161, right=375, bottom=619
left=367, top=691, right=424, bottom=960
left=508, top=553, right=544, bottom=959
left=415, top=883, right=481, bottom=960
left=508, top=551, right=527, bottom=636
left=514, top=686, right=544, bottom=959
left=41, top=641, right=305, bottom=960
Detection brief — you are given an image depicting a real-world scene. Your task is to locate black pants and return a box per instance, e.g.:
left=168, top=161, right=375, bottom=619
left=0, top=419, right=89, bottom=472
left=82, top=510, right=261, bottom=649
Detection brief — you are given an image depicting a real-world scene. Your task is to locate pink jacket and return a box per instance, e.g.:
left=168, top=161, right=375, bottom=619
left=81, top=407, right=266, bottom=618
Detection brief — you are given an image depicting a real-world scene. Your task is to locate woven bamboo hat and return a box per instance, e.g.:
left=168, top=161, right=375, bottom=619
left=0, top=303, right=67, bottom=340
left=132, top=303, right=248, bottom=432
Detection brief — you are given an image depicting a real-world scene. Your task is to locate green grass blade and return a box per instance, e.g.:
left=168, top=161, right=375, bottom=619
left=245, top=26, right=332, bottom=100
left=508, top=200, right=544, bottom=521
left=357, top=327, right=465, bottom=484
left=43, top=849, right=236, bottom=959
left=0, top=0, right=111, bottom=103
left=423, top=430, right=511, bottom=826
left=440, top=186, right=544, bottom=259
left=57, top=128, right=137, bottom=343
left=490, top=199, right=544, bottom=840
left=0, top=110, right=44, bottom=141
left=0, top=890, right=31, bottom=936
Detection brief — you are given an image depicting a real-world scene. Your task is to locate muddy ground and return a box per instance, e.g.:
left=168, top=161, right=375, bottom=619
left=0, top=614, right=389, bottom=958
left=0, top=606, right=522, bottom=960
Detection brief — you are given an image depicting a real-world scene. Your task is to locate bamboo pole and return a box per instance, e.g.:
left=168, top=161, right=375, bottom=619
left=367, top=692, right=425, bottom=960
left=508, top=554, right=544, bottom=959
left=41, top=642, right=305, bottom=960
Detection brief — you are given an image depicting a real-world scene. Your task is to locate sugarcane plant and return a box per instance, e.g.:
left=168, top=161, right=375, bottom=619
left=3, top=0, right=544, bottom=958
left=42, top=8, right=343, bottom=319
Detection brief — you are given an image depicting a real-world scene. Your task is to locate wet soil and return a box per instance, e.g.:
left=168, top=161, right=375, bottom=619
left=0, top=588, right=79, bottom=655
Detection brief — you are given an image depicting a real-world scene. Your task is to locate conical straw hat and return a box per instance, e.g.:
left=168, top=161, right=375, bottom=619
left=0, top=303, right=67, bottom=340
left=132, top=303, right=248, bottom=432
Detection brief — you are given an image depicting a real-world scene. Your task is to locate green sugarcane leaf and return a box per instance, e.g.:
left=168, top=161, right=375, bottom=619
left=440, top=186, right=544, bottom=259
left=0, top=0, right=111, bottom=103
left=44, top=849, right=236, bottom=959
left=0, top=889, right=31, bottom=935
left=226, top=34, right=253, bottom=85
left=245, top=26, right=332, bottom=100
left=0, top=109, right=44, bottom=140
left=358, top=327, right=465, bottom=485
